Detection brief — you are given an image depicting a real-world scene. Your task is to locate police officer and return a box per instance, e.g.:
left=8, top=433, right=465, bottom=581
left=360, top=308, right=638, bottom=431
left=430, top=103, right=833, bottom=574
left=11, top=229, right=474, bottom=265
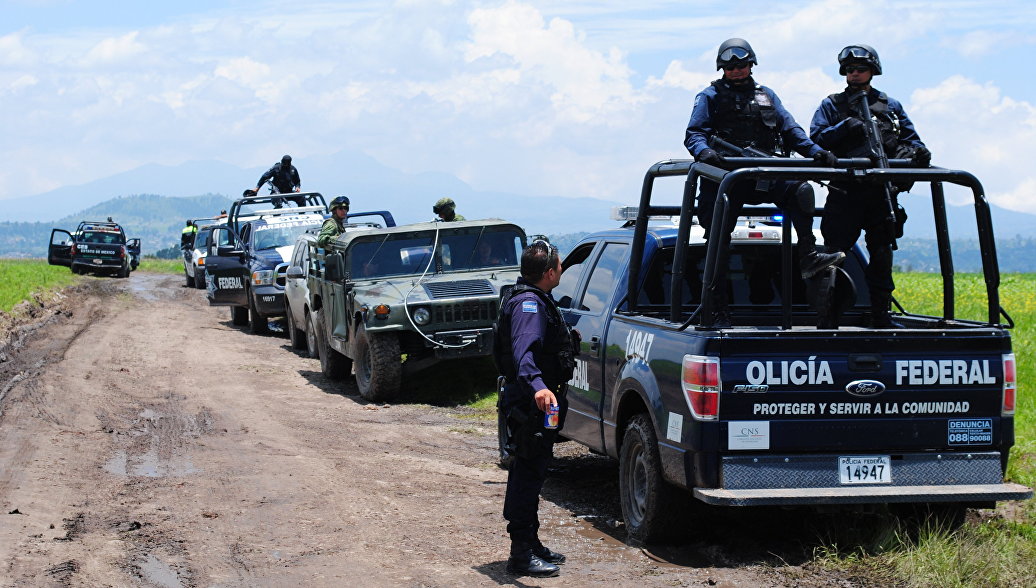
left=432, top=197, right=465, bottom=221
left=180, top=220, right=197, bottom=254
left=254, top=154, right=302, bottom=195
left=317, top=196, right=350, bottom=248
left=810, top=44, right=930, bottom=328
left=685, top=38, right=844, bottom=324
left=495, top=241, right=577, bottom=578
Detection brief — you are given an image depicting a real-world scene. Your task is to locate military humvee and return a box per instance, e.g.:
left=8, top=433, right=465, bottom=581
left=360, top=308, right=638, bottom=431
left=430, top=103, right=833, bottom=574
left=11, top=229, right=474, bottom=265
left=307, top=219, right=526, bottom=401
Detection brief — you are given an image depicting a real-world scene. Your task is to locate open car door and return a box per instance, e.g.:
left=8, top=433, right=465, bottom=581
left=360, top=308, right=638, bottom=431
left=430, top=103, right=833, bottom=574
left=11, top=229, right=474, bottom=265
left=204, top=226, right=249, bottom=307
left=48, top=229, right=73, bottom=267
left=126, top=238, right=142, bottom=270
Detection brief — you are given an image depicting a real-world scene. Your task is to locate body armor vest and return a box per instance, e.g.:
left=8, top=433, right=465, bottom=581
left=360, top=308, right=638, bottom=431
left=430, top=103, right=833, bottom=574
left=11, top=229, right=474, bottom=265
left=828, top=89, right=901, bottom=158
left=711, top=79, right=780, bottom=154
left=493, top=283, right=576, bottom=387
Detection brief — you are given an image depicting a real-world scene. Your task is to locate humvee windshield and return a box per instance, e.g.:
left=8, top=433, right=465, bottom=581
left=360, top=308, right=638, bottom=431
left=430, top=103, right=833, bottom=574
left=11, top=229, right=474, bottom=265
left=346, top=226, right=524, bottom=279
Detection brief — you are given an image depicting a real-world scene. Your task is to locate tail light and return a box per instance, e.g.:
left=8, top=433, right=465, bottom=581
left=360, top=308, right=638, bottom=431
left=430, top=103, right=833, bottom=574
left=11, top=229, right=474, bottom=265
left=682, top=355, right=720, bottom=421
left=71, top=243, right=78, bottom=255
left=118, top=246, right=126, bottom=259
left=1003, top=353, right=1016, bottom=416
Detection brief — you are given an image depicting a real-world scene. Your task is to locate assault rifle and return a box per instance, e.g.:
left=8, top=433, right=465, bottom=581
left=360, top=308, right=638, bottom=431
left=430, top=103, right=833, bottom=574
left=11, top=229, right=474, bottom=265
left=851, top=91, right=898, bottom=231
left=707, top=135, right=774, bottom=158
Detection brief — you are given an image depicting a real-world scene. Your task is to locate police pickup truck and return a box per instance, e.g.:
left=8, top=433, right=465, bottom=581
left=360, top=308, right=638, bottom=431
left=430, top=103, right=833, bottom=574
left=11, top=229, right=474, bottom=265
left=48, top=219, right=140, bottom=278
left=204, top=192, right=329, bottom=334
left=308, top=219, right=525, bottom=402
left=551, top=157, right=1030, bottom=544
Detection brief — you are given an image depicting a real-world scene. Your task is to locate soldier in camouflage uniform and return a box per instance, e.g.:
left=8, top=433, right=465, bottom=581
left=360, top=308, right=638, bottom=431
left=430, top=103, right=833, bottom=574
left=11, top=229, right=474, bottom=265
left=432, top=197, right=465, bottom=222
left=317, top=196, right=350, bottom=248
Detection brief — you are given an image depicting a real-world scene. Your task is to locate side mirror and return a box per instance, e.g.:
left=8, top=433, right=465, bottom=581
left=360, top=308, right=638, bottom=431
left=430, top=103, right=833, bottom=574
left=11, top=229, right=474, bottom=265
left=216, top=245, right=240, bottom=257
left=325, top=252, right=345, bottom=281
left=286, top=266, right=305, bottom=279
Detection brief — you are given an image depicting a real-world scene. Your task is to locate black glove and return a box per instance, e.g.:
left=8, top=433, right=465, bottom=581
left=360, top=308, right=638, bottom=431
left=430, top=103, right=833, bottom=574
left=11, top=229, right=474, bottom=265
left=912, top=146, right=932, bottom=167
left=842, top=117, right=865, bottom=138
left=697, top=149, right=725, bottom=166
left=813, top=150, right=838, bottom=167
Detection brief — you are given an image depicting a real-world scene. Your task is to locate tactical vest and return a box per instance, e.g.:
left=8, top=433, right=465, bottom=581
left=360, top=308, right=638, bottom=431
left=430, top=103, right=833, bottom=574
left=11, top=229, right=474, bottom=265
left=493, top=283, right=575, bottom=387
left=828, top=89, right=901, bottom=158
left=710, top=79, right=781, bottom=154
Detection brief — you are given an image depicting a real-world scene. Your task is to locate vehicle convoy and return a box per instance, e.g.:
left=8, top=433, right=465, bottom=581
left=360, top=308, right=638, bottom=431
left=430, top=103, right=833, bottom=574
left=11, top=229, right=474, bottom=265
left=48, top=219, right=141, bottom=278
left=203, top=192, right=332, bottom=333
left=545, top=157, right=1031, bottom=543
left=182, top=216, right=223, bottom=289
left=306, top=219, right=525, bottom=402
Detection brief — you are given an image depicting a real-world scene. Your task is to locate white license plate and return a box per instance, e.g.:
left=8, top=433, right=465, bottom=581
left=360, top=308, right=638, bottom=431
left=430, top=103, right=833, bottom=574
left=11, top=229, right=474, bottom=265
left=838, top=455, right=891, bottom=484
left=93, top=259, right=103, bottom=264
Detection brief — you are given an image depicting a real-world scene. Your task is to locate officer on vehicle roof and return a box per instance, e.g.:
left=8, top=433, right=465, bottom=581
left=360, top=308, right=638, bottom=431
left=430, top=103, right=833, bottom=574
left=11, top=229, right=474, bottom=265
left=810, top=44, right=930, bottom=328
left=253, top=155, right=303, bottom=207
left=432, top=197, right=465, bottom=222
left=685, top=38, right=844, bottom=326
left=495, top=241, right=578, bottom=578
left=317, top=196, right=350, bottom=248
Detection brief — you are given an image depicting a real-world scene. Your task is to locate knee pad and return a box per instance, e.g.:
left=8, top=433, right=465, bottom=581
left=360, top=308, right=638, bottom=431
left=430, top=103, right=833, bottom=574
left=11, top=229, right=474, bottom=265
left=795, top=182, right=815, bottom=216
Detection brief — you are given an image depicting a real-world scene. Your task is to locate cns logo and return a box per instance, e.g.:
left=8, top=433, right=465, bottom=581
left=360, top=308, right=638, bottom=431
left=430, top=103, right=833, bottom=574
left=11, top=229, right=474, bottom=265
left=845, top=380, right=886, bottom=398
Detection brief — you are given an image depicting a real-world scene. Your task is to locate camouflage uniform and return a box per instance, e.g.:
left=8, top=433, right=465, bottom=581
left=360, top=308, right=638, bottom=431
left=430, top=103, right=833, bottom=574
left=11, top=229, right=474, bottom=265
left=317, top=217, right=344, bottom=248
left=433, top=197, right=466, bottom=221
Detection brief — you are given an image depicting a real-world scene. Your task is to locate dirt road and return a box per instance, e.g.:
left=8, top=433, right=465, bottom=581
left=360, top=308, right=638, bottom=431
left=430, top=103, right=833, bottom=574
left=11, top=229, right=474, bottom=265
left=0, top=274, right=859, bottom=587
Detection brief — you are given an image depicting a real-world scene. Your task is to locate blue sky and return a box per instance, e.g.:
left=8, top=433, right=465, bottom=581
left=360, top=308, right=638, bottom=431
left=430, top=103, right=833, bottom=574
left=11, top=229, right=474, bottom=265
left=2, top=0, right=1035, bottom=215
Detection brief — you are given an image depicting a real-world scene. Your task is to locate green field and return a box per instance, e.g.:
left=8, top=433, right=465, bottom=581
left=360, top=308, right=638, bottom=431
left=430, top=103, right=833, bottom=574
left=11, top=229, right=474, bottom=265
left=0, top=259, right=80, bottom=313
left=136, top=257, right=184, bottom=274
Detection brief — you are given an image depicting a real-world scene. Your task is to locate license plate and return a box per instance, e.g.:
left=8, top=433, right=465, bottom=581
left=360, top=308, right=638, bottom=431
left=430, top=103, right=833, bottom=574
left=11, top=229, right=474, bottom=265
left=838, top=455, right=891, bottom=484
left=93, top=259, right=103, bottom=264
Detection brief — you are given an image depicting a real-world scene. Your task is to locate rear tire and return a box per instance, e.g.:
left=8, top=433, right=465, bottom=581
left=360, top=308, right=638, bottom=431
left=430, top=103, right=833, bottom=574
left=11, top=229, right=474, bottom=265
left=355, top=325, right=401, bottom=402
left=230, top=306, right=248, bottom=326
left=619, top=413, right=687, bottom=545
left=185, top=268, right=193, bottom=287
left=313, top=311, right=350, bottom=379
left=287, top=305, right=306, bottom=351
left=193, top=267, right=206, bottom=289
left=248, top=291, right=270, bottom=335
left=304, top=312, right=319, bottom=359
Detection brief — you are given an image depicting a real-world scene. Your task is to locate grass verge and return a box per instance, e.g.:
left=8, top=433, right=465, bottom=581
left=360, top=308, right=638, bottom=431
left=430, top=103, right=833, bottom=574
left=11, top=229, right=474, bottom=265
left=0, top=258, right=79, bottom=313
left=137, top=257, right=184, bottom=274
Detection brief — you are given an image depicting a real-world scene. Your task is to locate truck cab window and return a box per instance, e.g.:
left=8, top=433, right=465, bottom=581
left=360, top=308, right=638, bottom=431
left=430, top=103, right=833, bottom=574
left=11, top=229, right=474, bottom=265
left=579, top=243, right=628, bottom=314
left=555, top=243, right=595, bottom=309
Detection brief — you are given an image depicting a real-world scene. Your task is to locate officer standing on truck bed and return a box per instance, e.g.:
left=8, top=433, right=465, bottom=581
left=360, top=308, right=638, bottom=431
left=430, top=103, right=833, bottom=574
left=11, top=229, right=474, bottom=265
left=685, top=38, right=844, bottom=325
left=495, top=241, right=577, bottom=578
left=317, top=196, right=350, bottom=248
left=810, top=44, right=930, bottom=328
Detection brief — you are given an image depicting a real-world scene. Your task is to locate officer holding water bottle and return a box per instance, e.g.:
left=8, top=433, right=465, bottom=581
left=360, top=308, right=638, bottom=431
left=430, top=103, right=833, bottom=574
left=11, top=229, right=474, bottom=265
left=494, top=240, right=579, bottom=578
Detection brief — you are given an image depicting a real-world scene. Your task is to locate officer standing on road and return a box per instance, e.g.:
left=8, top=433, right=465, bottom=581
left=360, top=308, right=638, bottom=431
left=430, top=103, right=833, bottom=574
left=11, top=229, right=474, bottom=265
left=254, top=154, right=302, bottom=196
left=495, top=241, right=577, bottom=578
left=685, top=38, right=844, bottom=324
left=317, top=196, right=350, bottom=248
left=810, top=44, right=930, bottom=328
left=432, top=197, right=465, bottom=222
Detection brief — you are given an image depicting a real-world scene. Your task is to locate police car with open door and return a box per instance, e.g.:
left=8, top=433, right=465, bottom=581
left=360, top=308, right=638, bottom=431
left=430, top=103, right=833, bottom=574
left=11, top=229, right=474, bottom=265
left=204, top=192, right=327, bottom=334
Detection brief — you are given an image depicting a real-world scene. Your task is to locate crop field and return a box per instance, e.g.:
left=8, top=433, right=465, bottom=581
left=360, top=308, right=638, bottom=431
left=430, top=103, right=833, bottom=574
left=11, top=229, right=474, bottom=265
left=0, top=258, right=79, bottom=313
left=136, top=257, right=184, bottom=274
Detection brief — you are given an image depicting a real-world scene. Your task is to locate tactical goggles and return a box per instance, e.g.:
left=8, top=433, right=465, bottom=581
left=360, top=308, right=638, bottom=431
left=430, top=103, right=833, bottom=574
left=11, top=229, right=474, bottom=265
left=718, top=47, right=751, bottom=62
left=839, top=46, right=874, bottom=61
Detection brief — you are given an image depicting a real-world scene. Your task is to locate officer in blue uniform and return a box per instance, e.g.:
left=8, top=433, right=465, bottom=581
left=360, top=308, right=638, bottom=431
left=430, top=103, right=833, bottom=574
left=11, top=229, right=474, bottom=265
left=495, top=241, right=577, bottom=578
left=810, top=44, right=930, bottom=328
left=685, top=38, right=844, bottom=325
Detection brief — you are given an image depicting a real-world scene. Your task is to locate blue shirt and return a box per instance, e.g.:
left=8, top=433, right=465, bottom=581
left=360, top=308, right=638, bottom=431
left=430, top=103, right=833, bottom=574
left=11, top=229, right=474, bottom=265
left=810, top=87, right=925, bottom=153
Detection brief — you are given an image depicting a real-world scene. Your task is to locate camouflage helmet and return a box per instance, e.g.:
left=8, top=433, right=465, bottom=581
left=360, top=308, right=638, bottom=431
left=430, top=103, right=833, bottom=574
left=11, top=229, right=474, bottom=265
left=432, top=197, right=456, bottom=215
left=329, top=196, right=350, bottom=212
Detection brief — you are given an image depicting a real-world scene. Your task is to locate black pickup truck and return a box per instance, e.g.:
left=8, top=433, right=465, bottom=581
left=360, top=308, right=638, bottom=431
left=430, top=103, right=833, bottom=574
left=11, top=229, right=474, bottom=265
left=48, top=219, right=140, bottom=278
left=548, top=157, right=1031, bottom=543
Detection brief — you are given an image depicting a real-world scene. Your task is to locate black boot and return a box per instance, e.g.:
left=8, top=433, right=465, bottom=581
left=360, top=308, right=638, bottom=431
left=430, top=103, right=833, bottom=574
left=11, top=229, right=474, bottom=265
left=532, top=544, right=566, bottom=565
left=870, top=311, right=904, bottom=329
left=800, top=250, right=845, bottom=279
left=506, top=550, right=560, bottom=577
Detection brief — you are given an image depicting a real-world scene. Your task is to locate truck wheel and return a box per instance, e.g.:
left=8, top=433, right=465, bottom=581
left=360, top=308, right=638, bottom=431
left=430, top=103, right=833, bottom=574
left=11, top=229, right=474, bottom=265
left=193, top=268, right=206, bottom=289
left=230, top=306, right=248, bottom=326
left=184, top=268, right=193, bottom=287
left=355, top=325, right=401, bottom=402
left=304, top=312, right=319, bottom=359
left=248, top=291, right=270, bottom=335
left=118, top=265, right=130, bottom=279
left=619, top=413, right=686, bottom=545
left=286, top=306, right=306, bottom=351
left=313, top=311, right=351, bottom=379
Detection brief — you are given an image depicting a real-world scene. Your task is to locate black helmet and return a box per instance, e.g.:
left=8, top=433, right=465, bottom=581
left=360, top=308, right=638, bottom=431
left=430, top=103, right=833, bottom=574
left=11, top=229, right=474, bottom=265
left=716, top=38, right=757, bottom=70
left=329, top=196, right=350, bottom=212
left=281, top=154, right=292, bottom=165
left=838, top=44, right=881, bottom=75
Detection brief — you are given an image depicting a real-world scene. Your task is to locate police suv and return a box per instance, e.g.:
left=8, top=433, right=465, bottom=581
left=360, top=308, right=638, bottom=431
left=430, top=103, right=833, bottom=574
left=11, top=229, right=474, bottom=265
left=48, top=219, right=141, bottom=278
left=204, top=192, right=328, bottom=334
left=545, top=157, right=1031, bottom=544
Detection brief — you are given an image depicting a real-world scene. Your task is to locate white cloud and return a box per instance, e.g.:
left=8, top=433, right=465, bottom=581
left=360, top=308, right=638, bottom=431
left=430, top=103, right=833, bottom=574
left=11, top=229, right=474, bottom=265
left=81, top=31, right=146, bottom=66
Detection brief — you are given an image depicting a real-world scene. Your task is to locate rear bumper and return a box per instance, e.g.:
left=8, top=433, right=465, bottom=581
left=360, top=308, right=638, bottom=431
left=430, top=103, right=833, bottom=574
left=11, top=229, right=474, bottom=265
left=72, top=259, right=124, bottom=272
left=692, top=451, right=1032, bottom=506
